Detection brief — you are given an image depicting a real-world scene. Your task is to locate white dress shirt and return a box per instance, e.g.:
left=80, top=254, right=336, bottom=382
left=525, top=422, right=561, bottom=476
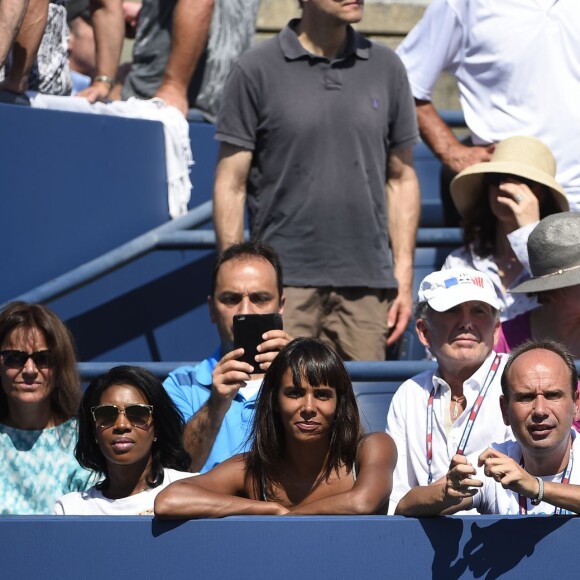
left=386, top=351, right=512, bottom=512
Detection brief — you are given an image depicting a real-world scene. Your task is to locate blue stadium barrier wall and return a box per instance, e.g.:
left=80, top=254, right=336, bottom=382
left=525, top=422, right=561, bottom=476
left=1, top=105, right=456, bottom=363
left=1, top=515, right=577, bottom=579
left=1, top=104, right=221, bottom=362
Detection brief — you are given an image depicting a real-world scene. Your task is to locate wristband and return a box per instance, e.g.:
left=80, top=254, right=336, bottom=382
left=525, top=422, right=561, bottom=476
left=93, top=75, right=115, bottom=87
left=530, top=476, right=544, bottom=505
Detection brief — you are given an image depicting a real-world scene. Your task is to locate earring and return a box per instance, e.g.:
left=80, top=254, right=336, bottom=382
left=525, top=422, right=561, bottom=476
left=153, top=437, right=157, bottom=442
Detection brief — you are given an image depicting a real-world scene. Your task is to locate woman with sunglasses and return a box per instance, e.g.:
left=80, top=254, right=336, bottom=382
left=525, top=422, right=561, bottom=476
left=0, top=301, right=93, bottom=514
left=155, top=338, right=396, bottom=518
left=442, top=136, right=568, bottom=322
left=54, top=365, right=192, bottom=514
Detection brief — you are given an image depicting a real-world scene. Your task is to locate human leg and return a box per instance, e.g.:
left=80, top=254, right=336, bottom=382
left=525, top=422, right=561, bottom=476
left=0, top=0, right=29, bottom=68
left=320, top=288, right=394, bottom=361
left=282, top=286, right=325, bottom=341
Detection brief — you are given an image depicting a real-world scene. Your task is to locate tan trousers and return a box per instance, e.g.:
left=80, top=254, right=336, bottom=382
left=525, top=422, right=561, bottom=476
left=282, top=286, right=397, bottom=361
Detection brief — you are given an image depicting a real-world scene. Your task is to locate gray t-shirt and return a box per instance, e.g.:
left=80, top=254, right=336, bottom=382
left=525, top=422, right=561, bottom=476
left=216, top=22, right=419, bottom=288
left=122, top=0, right=260, bottom=121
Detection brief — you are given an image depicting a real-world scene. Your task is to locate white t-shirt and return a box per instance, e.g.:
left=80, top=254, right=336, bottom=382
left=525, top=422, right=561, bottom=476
left=53, top=468, right=194, bottom=515
left=386, top=351, right=512, bottom=513
left=471, top=432, right=580, bottom=515
left=396, top=0, right=580, bottom=208
left=238, top=378, right=262, bottom=402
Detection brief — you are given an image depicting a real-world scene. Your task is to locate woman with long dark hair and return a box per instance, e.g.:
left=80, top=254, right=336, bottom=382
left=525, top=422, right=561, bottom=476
left=155, top=338, right=396, bottom=517
left=54, top=365, right=192, bottom=514
left=0, top=301, right=92, bottom=514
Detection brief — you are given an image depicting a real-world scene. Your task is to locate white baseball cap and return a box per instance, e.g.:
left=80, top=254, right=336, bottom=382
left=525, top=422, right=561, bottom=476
left=418, top=268, right=501, bottom=312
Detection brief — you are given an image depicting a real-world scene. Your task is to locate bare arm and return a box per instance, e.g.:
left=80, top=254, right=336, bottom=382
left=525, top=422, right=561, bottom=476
left=479, top=448, right=580, bottom=515
left=153, top=0, right=214, bottom=114
left=289, top=433, right=397, bottom=515
left=183, top=348, right=253, bottom=472
left=0, top=0, right=47, bottom=93
left=183, top=398, right=231, bottom=473
left=77, top=0, right=124, bottom=102
left=155, top=454, right=289, bottom=518
left=537, top=482, right=580, bottom=515
left=184, top=329, right=292, bottom=471
left=0, top=0, right=29, bottom=68
left=385, top=147, right=420, bottom=346
left=213, top=143, right=252, bottom=254
left=416, top=99, right=495, bottom=173
left=395, top=454, right=480, bottom=516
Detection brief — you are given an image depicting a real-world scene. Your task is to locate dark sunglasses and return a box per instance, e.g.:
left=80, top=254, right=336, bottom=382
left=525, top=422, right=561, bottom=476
left=0, top=349, right=53, bottom=369
left=484, top=173, right=536, bottom=189
left=91, top=404, right=153, bottom=429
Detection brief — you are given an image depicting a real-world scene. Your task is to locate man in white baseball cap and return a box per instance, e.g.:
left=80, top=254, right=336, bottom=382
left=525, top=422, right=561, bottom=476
left=386, top=267, right=512, bottom=513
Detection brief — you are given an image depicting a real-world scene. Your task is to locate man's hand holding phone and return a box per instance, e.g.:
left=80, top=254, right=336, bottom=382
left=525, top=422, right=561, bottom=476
left=254, top=328, right=293, bottom=372
left=209, top=349, right=254, bottom=413
left=233, top=313, right=291, bottom=373
left=209, top=314, right=292, bottom=412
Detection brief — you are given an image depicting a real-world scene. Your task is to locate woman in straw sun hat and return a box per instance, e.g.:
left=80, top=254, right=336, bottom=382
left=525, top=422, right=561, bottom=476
left=442, top=136, right=568, bottom=322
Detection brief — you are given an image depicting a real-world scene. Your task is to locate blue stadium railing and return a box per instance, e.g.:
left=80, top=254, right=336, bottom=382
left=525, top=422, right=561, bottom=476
left=78, top=360, right=436, bottom=433
left=1, top=105, right=463, bottom=363
left=9, top=219, right=462, bottom=308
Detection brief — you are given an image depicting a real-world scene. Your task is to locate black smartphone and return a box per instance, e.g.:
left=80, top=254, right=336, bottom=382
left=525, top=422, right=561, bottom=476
left=233, top=313, right=283, bottom=367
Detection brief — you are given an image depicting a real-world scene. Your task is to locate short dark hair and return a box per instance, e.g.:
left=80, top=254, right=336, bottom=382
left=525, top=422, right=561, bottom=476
left=245, top=338, right=360, bottom=498
left=76, top=365, right=190, bottom=489
left=210, top=241, right=283, bottom=299
left=0, top=301, right=80, bottom=422
left=501, top=339, right=578, bottom=399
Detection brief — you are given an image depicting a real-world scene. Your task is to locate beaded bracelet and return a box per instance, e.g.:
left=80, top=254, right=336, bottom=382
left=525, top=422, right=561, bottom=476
left=530, top=476, right=544, bottom=506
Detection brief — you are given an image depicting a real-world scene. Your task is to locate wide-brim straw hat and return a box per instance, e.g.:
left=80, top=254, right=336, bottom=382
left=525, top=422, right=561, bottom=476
left=512, top=212, right=580, bottom=294
left=450, top=136, right=568, bottom=218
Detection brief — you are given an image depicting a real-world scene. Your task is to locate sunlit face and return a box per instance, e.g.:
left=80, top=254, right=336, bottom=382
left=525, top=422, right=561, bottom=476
left=500, top=350, right=579, bottom=456
left=94, top=384, right=155, bottom=470
left=416, top=301, right=499, bottom=374
left=303, top=0, right=364, bottom=24
left=209, top=257, right=283, bottom=350
left=0, top=327, right=54, bottom=410
left=276, top=368, right=337, bottom=443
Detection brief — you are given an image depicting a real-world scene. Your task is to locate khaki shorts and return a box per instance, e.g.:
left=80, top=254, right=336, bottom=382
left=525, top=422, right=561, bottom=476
left=282, top=286, right=397, bottom=361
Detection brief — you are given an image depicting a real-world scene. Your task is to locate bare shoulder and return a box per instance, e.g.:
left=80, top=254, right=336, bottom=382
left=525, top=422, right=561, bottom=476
left=187, top=453, right=249, bottom=494
left=357, top=432, right=398, bottom=466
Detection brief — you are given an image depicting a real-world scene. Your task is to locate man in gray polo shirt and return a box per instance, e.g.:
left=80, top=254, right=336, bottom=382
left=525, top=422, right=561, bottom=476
left=213, top=0, right=420, bottom=361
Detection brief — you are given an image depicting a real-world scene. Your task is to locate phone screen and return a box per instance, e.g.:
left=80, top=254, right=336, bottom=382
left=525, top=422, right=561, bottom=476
left=233, top=313, right=283, bottom=367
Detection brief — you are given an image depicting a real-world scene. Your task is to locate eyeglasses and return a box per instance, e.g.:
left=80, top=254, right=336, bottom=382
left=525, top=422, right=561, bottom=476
left=0, top=349, right=53, bottom=369
left=91, top=404, right=154, bottom=429
left=484, top=173, right=536, bottom=189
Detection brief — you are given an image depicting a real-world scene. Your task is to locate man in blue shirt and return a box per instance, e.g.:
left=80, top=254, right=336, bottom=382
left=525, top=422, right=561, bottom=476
left=164, top=241, right=291, bottom=473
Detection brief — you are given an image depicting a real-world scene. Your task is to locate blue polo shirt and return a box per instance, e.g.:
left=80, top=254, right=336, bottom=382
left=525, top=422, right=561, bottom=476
left=163, top=348, right=258, bottom=473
